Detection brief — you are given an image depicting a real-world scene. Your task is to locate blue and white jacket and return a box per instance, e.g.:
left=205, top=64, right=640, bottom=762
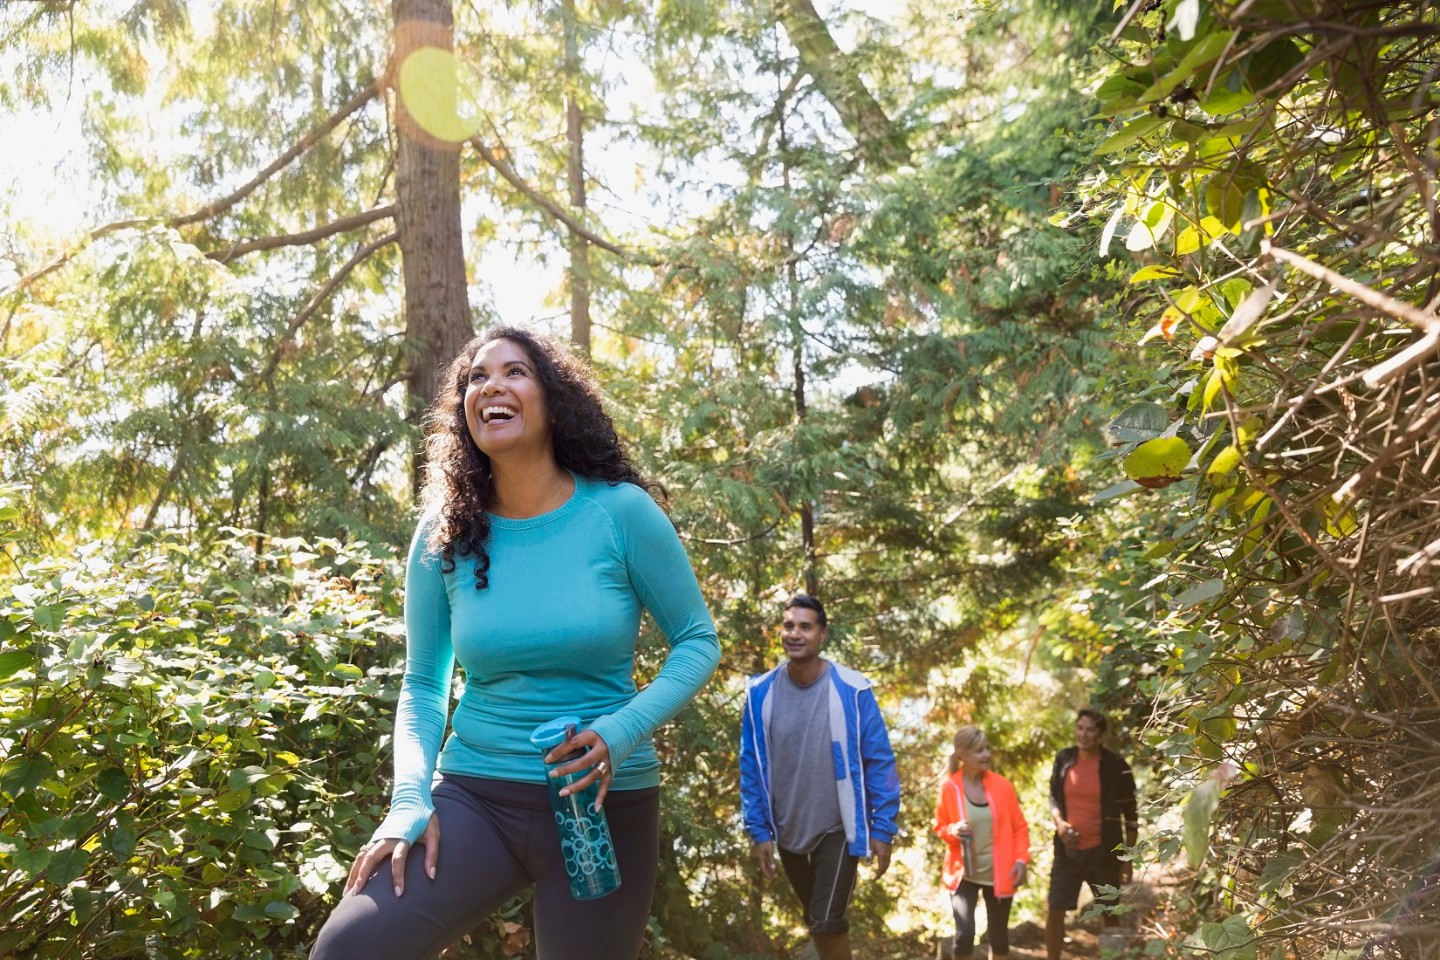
left=739, top=660, right=901, bottom=858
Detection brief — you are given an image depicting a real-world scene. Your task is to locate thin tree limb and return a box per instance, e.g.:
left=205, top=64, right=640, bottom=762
left=1263, top=240, right=1440, bottom=334
left=7, top=80, right=381, bottom=293
left=466, top=135, right=655, bottom=264
left=171, top=78, right=382, bottom=227
left=206, top=205, right=396, bottom=263
left=260, top=230, right=399, bottom=384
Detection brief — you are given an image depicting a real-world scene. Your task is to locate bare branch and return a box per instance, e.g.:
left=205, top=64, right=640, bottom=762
left=206, top=205, right=396, bottom=263
left=260, top=230, right=399, bottom=384
left=1263, top=241, right=1440, bottom=335
left=466, top=135, right=655, bottom=265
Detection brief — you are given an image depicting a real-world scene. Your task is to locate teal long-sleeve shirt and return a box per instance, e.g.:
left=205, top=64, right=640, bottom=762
left=373, top=475, right=721, bottom=845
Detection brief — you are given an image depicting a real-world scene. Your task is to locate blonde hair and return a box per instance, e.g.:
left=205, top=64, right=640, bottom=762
left=945, top=725, right=988, bottom=775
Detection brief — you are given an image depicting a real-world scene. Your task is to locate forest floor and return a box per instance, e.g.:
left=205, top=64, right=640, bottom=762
left=838, top=855, right=1193, bottom=960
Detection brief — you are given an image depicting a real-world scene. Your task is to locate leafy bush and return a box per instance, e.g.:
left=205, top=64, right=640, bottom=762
left=0, top=507, right=404, bottom=958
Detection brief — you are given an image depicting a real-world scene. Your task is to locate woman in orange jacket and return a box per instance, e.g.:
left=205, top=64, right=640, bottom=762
left=933, top=726, right=1031, bottom=959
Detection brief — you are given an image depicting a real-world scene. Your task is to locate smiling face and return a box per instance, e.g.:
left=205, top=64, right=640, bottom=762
left=463, top=338, right=553, bottom=461
left=958, top=737, right=992, bottom=773
left=1075, top=715, right=1105, bottom=754
left=780, top=605, right=826, bottom=664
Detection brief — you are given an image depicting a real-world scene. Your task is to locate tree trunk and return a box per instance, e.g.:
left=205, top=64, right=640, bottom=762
left=562, top=0, right=592, bottom=356
left=776, top=0, right=908, bottom=168
left=392, top=0, right=472, bottom=492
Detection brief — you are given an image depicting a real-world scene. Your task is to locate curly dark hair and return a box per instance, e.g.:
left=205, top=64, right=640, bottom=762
left=420, top=326, right=662, bottom=589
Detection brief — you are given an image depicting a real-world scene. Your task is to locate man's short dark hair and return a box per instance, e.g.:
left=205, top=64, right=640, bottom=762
left=784, top=593, right=827, bottom=629
left=1077, top=707, right=1108, bottom=733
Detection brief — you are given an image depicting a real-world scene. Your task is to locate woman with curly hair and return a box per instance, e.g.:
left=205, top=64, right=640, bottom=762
left=312, top=327, right=720, bottom=960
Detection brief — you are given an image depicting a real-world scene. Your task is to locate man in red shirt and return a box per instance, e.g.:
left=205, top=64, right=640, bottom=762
left=1045, top=708, right=1139, bottom=959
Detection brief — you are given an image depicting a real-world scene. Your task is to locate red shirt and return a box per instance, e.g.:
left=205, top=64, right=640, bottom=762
left=1063, top=755, right=1103, bottom=850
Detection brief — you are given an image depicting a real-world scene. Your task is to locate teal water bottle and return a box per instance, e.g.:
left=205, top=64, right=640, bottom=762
left=529, top=716, right=621, bottom=901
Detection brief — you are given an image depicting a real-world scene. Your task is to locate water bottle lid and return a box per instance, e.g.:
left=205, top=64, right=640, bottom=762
left=530, top=715, right=582, bottom=751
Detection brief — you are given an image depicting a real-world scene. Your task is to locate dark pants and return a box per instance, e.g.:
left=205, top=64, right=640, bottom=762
left=311, top=776, right=660, bottom=960
left=1047, top=845, right=1122, bottom=912
left=951, top=880, right=1012, bottom=957
left=777, top=829, right=858, bottom=936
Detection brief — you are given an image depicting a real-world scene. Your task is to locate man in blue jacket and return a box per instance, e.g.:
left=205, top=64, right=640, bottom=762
left=739, top=593, right=900, bottom=960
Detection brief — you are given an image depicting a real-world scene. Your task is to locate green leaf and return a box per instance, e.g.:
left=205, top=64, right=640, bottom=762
left=264, top=901, right=300, bottom=921
left=1108, top=402, right=1171, bottom=443
left=0, top=649, right=32, bottom=681
left=46, top=846, right=90, bottom=886
left=1123, top=437, right=1192, bottom=488
left=1096, top=114, right=1169, bottom=155
left=1173, top=578, right=1224, bottom=606
left=12, top=845, right=53, bottom=878
left=96, top=766, right=131, bottom=802
left=1129, top=264, right=1180, bottom=284
left=1184, top=777, right=1224, bottom=867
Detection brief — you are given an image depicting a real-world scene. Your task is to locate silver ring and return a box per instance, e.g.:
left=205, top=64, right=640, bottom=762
left=595, top=760, right=609, bottom=776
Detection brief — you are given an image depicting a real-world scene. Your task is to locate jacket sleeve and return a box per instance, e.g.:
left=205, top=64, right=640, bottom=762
left=1118, top=755, right=1139, bottom=829
left=858, top=687, right=900, bottom=844
left=933, top=779, right=960, bottom=847
left=738, top=684, right=773, bottom=845
left=1048, top=750, right=1067, bottom=819
left=1008, top=781, right=1032, bottom=864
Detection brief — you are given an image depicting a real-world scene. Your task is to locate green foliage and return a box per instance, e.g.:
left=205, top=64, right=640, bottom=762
left=1070, top=0, right=1440, bottom=954
left=0, top=509, right=404, bottom=958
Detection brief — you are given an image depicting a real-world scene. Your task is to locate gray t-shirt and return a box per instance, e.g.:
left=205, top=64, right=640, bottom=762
left=769, top=663, right=844, bottom=854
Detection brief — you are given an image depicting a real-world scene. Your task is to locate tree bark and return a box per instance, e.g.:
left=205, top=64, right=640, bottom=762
left=563, top=0, right=592, bottom=356
left=392, top=0, right=473, bottom=491
left=776, top=0, right=908, bottom=168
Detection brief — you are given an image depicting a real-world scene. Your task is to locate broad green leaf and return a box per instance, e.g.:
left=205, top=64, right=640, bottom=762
left=0, top=649, right=32, bottom=681
left=1124, top=437, right=1192, bottom=488
left=12, top=845, right=53, bottom=878
left=1184, top=777, right=1224, bottom=867
left=1173, top=578, right=1224, bottom=606
left=1129, top=264, right=1181, bottom=283
left=46, top=846, right=90, bottom=886
left=1107, top=402, right=1170, bottom=443
left=96, top=766, right=131, bottom=801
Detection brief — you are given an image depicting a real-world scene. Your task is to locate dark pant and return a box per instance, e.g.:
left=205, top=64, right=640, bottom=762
left=951, top=880, right=1011, bottom=956
left=777, top=829, right=858, bottom=936
left=1047, top=845, right=1122, bottom=912
left=310, top=776, right=660, bottom=960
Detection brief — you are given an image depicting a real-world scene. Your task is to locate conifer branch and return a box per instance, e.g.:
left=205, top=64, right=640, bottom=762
left=8, top=80, right=381, bottom=294
left=206, top=205, right=396, bottom=263
left=466, top=136, right=657, bottom=265
left=171, top=79, right=382, bottom=228
left=260, top=230, right=399, bottom=384
left=9, top=218, right=156, bottom=293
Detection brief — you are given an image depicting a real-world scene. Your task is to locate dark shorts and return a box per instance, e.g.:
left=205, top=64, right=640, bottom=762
left=311, top=776, right=660, bottom=960
left=1048, top=845, right=1123, bottom=912
left=777, top=829, right=858, bottom=936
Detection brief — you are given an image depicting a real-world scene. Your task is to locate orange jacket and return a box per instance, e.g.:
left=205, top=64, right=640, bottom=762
left=933, top=769, right=1031, bottom=898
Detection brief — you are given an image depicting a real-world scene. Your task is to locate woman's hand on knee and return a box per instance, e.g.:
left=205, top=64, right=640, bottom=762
left=344, top=815, right=440, bottom=898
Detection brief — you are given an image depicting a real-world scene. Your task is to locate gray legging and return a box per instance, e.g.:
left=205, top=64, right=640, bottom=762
left=311, top=776, right=660, bottom=960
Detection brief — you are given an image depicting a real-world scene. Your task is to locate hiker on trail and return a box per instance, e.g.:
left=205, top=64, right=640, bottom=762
left=934, top=725, right=1031, bottom=959
left=739, top=592, right=901, bottom=960
left=1045, top=707, right=1139, bottom=960
left=311, top=327, right=720, bottom=960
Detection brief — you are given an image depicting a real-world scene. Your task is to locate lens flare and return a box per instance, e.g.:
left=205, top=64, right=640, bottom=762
left=397, top=47, right=482, bottom=144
